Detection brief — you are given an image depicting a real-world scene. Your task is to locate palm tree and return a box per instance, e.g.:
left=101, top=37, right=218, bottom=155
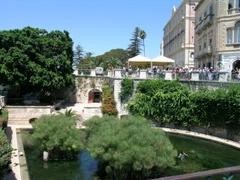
left=139, top=30, right=147, bottom=56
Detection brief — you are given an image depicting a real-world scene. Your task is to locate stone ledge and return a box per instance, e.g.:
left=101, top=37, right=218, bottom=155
left=159, top=127, right=240, bottom=149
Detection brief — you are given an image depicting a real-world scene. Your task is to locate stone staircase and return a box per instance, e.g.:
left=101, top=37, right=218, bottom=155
left=7, top=106, right=53, bottom=126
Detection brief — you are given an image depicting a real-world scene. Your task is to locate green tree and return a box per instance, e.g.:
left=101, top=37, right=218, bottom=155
left=120, top=78, right=134, bottom=103
left=139, top=30, right=147, bottom=56
left=0, top=130, right=12, bottom=172
left=84, top=116, right=177, bottom=180
left=32, top=114, right=83, bottom=160
left=101, top=85, right=118, bottom=116
left=73, top=44, right=84, bottom=68
left=79, top=49, right=128, bottom=70
left=127, top=27, right=142, bottom=58
left=0, top=27, right=74, bottom=96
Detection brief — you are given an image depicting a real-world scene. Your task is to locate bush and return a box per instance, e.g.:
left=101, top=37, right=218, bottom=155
left=0, top=130, right=12, bottom=171
left=129, top=80, right=240, bottom=131
left=129, top=80, right=194, bottom=127
left=84, top=116, right=177, bottom=180
left=120, top=78, right=134, bottom=103
left=32, top=114, right=83, bottom=160
left=136, top=80, right=187, bottom=96
left=101, top=85, right=118, bottom=116
left=0, top=109, right=8, bottom=130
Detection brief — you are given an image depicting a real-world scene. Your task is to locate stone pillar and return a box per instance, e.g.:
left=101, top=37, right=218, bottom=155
left=90, top=69, right=96, bottom=76
left=139, top=70, right=147, bottom=79
left=218, top=72, right=228, bottom=82
left=191, top=72, right=199, bottom=81
left=73, top=69, right=78, bottom=76
left=107, top=70, right=113, bottom=77
left=114, top=69, right=122, bottom=78
left=165, top=72, right=173, bottom=80
left=113, top=79, right=122, bottom=117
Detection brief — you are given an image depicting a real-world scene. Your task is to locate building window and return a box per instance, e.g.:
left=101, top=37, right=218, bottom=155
left=234, top=21, right=240, bottom=43
left=229, top=0, right=234, bottom=9
left=227, top=28, right=233, bottom=44
left=228, top=0, right=240, bottom=13
left=209, top=4, right=213, bottom=14
left=209, top=38, right=212, bottom=46
left=204, top=42, right=207, bottom=48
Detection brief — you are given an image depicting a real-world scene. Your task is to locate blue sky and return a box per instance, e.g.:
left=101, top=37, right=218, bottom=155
left=1, top=0, right=180, bottom=58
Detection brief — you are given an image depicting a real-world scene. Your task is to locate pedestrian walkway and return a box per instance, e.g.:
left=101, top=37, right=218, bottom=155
left=7, top=125, right=32, bottom=180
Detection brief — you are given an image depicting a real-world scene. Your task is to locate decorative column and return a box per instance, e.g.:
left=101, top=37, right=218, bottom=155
left=139, top=70, right=147, bottom=79
left=218, top=72, right=229, bottom=82
left=165, top=72, right=173, bottom=80
left=90, top=69, right=96, bottom=76
left=191, top=71, right=200, bottom=81
left=114, top=69, right=122, bottom=78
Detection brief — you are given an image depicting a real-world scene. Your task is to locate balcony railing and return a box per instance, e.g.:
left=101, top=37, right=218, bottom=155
left=77, top=69, right=239, bottom=82
left=195, top=14, right=214, bottom=34
left=195, top=45, right=212, bottom=58
left=228, top=8, right=240, bottom=14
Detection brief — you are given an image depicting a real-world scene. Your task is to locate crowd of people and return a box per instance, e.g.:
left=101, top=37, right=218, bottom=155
left=122, top=66, right=239, bottom=81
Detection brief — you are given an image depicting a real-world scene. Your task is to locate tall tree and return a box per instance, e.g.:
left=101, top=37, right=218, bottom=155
left=0, top=27, right=74, bottom=95
left=73, top=44, right=84, bottom=68
left=127, top=27, right=142, bottom=58
left=139, top=30, right=147, bottom=56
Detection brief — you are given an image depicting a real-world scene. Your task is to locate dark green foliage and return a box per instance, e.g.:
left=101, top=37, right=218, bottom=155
left=136, top=80, right=188, bottom=96
left=190, top=86, right=240, bottom=130
left=127, top=27, right=142, bottom=58
left=129, top=80, right=240, bottom=130
left=73, top=44, right=84, bottom=68
left=0, top=109, right=8, bottom=129
left=120, top=78, right=134, bottom=103
left=32, top=114, right=83, bottom=160
left=0, top=27, right=74, bottom=94
left=0, top=130, right=12, bottom=171
left=101, top=85, right=118, bottom=116
left=79, top=49, right=128, bottom=70
left=139, top=30, right=147, bottom=56
left=84, top=116, right=177, bottom=180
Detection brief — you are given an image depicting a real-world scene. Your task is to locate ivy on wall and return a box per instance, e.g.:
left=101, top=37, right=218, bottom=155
left=120, top=78, right=134, bottom=103
left=101, top=84, right=118, bottom=116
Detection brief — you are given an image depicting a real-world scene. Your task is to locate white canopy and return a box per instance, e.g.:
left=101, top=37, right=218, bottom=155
left=128, top=55, right=175, bottom=67
left=151, top=56, right=175, bottom=65
left=128, top=55, right=151, bottom=63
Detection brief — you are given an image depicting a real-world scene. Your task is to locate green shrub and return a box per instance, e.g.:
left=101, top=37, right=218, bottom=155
left=136, top=80, right=187, bottom=96
left=101, top=85, right=118, bottom=116
left=85, top=115, right=177, bottom=180
left=0, top=109, right=8, bottom=130
left=120, top=78, right=134, bottom=103
left=32, top=114, right=83, bottom=160
left=0, top=130, right=12, bottom=170
left=129, top=80, right=240, bottom=131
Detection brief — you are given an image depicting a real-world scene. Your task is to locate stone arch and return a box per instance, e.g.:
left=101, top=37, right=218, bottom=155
left=29, top=118, right=38, bottom=124
left=88, top=89, right=102, bottom=103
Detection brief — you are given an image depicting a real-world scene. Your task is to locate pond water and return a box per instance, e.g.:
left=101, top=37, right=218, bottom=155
left=21, top=131, right=240, bottom=180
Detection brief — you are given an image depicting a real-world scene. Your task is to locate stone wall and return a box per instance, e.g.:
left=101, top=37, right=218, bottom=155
left=74, top=76, right=239, bottom=119
left=75, top=76, right=111, bottom=103
left=7, top=106, right=53, bottom=126
left=0, top=96, right=5, bottom=109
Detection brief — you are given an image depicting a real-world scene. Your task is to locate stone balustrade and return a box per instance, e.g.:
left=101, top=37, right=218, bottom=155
left=0, top=96, right=5, bottom=109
